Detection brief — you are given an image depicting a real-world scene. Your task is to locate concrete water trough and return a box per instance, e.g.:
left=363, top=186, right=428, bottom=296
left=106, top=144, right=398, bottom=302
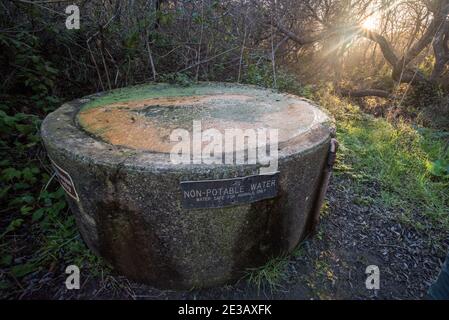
left=41, top=82, right=335, bottom=289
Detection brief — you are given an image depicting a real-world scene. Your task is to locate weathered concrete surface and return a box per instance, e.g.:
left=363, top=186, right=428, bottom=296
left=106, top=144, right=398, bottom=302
left=77, top=84, right=329, bottom=153
left=40, top=82, right=334, bottom=289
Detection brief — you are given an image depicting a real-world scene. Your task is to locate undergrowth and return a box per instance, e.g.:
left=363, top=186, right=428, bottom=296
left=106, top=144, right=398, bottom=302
left=316, top=89, right=449, bottom=229
left=0, top=33, right=108, bottom=298
left=246, top=81, right=448, bottom=291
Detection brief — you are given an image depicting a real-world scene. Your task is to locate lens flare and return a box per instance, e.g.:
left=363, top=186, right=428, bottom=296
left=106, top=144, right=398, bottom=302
left=362, top=16, right=378, bottom=30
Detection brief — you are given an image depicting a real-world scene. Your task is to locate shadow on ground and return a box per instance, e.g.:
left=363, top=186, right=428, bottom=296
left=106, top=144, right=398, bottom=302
left=16, top=172, right=448, bottom=300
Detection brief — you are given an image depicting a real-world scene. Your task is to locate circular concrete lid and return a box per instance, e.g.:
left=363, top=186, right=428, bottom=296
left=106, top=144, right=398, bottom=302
left=77, top=83, right=331, bottom=153
left=42, top=83, right=333, bottom=171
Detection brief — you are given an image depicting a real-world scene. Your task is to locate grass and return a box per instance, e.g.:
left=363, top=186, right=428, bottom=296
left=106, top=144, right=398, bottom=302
left=0, top=104, right=109, bottom=298
left=246, top=254, right=290, bottom=293
left=317, top=89, right=449, bottom=229
left=246, top=242, right=310, bottom=294
left=246, top=87, right=448, bottom=291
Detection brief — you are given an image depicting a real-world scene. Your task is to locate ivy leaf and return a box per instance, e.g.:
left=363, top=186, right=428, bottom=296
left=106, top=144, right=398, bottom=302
left=20, top=206, right=33, bottom=215
left=22, top=167, right=39, bottom=183
left=2, top=168, right=21, bottom=181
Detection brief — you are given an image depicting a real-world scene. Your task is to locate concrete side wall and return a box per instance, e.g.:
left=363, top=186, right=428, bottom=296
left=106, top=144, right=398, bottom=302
left=40, top=87, right=332, bottom=289
left=43, top=137, right=329, bottom=289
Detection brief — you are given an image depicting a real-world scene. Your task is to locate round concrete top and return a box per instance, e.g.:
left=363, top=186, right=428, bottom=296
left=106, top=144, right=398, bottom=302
left=42, top=83, right=333, bottom=171
left=77, top=83, right=331, bottom=153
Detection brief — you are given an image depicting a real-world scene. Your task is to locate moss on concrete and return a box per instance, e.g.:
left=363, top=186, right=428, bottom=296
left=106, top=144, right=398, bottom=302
left=81, top=82, right=267, bottom=111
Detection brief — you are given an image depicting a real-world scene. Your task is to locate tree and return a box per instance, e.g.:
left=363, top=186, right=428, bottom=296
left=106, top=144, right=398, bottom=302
left=271, top=0, right=449, bottom=96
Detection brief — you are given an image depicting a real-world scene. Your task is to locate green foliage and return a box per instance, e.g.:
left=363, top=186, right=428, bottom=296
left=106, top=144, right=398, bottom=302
left=0, top=33, right=60, bottom=112
left=426, top=159, right=449, bottom=178
left=246, top=255, right=289, bottom=293
left=0, top=103, right=106, bottom=295
left=159, top=72, right=193, bottom=86
left=418, top=55, right=436, bottom=79
left=317, top=89, right=449, bottom=228
left=0, top=103, right=108, bottom=296
left=405, top=81, right=444, bottom=111
left=244, top=63, right=279, bottom=89
left=0, top=35, right=107, bottom=297
left=243, top=62, right=313, bottom=98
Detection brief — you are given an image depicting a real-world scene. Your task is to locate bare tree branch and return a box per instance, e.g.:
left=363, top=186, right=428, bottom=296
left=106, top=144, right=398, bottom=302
left=431, top=15, right=449, bottom=81
left=358, top=28, right=399, bottom=67
left=273, top=21, right=328, bottom=45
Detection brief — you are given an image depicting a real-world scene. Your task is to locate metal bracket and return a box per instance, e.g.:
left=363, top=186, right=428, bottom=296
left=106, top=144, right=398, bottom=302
left=307, top=138, right=339, bottom=236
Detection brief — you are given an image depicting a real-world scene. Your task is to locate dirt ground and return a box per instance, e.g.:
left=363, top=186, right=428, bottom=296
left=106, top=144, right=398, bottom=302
left=14, top=174, right=449, bottom=300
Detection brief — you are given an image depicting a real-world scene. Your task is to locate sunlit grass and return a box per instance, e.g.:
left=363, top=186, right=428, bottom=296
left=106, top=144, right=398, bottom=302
left=246, top=255, right=289, bottom=293
left=241, top=81, right=448, bottom=293
left=318, top=90, right=449, bottom=228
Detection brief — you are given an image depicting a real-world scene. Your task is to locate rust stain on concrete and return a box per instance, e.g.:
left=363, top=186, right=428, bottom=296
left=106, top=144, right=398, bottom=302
left=77, top=93, right=327, bottom=153
left=78, top=94, right=253, bottom=153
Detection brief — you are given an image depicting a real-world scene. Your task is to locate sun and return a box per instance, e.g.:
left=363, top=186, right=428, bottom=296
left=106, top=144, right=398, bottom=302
left=362, top=16, right=378, bottom=30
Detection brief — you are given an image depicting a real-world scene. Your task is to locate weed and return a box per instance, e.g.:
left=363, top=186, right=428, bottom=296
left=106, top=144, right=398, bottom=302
left=246, top=254, right=290, bottom=294
left=316, top=89, right=449, bottom=230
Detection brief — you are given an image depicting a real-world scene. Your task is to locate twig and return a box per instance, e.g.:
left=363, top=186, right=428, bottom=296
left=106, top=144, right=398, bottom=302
left=237, top=20, right=248, bottom=83
left=270, top=17, right=277, bottom=89
left=195, top=0, right=205, bottom=81
left=177, top=46, right=240, bottom=73
left=145, top=33, right=157, bottom=81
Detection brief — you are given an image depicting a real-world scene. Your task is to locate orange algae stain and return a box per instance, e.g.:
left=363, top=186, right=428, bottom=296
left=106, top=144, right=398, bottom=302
left=78, top=94, right=254, bottom=153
